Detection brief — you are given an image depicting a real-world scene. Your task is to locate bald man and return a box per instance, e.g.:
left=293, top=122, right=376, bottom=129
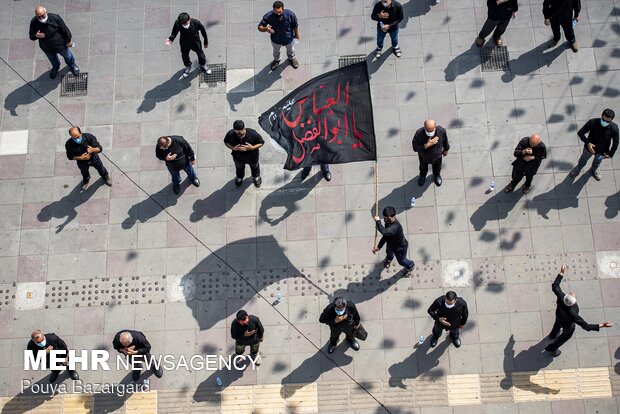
left=504, top=134, right=546, bottom=194
left=26, top=330, right=79, bottom=383
left=65, top=127, right=112, bottom=191
left=113, top=330, right=163, bottom=381
left=29, top=5, right=79, bottom=79
left=412, top=119, right=450, bottom=186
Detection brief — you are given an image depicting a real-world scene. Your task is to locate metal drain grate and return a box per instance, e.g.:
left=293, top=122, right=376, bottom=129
left=60, top=72, right=88, bottom=97
left=481, top=46, right=510, bottom=71
left=199, top=63, right=226, bottom=90
left=339, top=54, right=367, bottom=68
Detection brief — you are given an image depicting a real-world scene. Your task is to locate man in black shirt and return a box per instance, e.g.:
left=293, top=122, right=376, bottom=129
left=373, top=206, right=415, bottom=276
left=26, top=330, right=79, bottom=383
left=29, top=5, right=78, bottom=79
left=113, top=330, right=163, bottom=381
left=427, top=291, right=469, bottom=348
left=412, top=119, right=449, bottom=187
left=65, top=127, right=112, bottom=191
left=475, top=0, right=518, bottom=47
left=570, top=108, right=619, bottom=181
left=503, top=134, right=546, bottom=194
left=319, top=297, right=362, bottom=353
left=224, top=120, right=265, bottom=188
left=230, top=310, right=264, bottom=366
left=164, top=12, right=211, bottom=78
left=543, top=0, right=581, bottom=52
left=371, top=0, right=404, bottom=58
left=544, top=264, right=613, bottom=356
left=155, top=135, right=200, bottom=194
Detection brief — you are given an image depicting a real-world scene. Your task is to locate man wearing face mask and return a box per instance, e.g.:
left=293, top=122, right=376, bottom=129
left=570, top=108, right=619, bottom=181
left=164, top=12, right=211, bottom=78
left=65, top=127, right=112, bottom=191
left=372, top=206, right=415, bottom=277
left=258, top=1, right=300, bottom=71
left=224, top=120, right=265, bottom=188
left=29, top=5, right=79, bottom=79
left=427, top=291, right=468, bottom=348
left=26, top=330, right=79, bottom=383
left=319, top=297, right=362, bottom=353
left=503, top=134, right=547, bottom=194
left=155, top=135, right=200, bottom=195
left=230, top=310, right=264, bottom=366
left=412, top=119, right=449, bottom=187
left=371, top=0, right=404, bottom=59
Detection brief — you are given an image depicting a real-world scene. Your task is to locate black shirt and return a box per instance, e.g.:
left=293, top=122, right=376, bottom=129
left=487, top=0, right=519, bottom=21
left=319, top=301, right=361, bottom=327
left=412, top=126, right=450, bottom=164
left=29, top=13, right=72, bottom=54
left=511, top=137, right=547, bottom=174
left=551, top=274, right=599, bottom=331
left=231, top=315, right=265, bottom=346
left=155, top=135, right=195, bottom=171
left=224, top=128, right=265, bottom=164
left=376, top=219, right=408, bottom=250
left=112, top=330, right=152, bottom=355
left=371, top=1, right=404, bottom=32
left=427, top=297, right=469, bottom=328
left=26, top=333, right=69, bottom=368
left=65, top=132, right=102, bottom=165
left=168, top=18, right=208, bottom=49
left=543, top=0, right=580, bottom=21
left=577, top=118, right=619, bottom=157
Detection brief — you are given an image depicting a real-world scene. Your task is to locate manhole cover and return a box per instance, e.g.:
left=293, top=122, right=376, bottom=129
left=338, top=54, right=367, bottom=68
left=480, top=46, right=509, bottom=71
left=199, top=63, right=226, bottom=90
left=60, top=72, right=88, bottom=97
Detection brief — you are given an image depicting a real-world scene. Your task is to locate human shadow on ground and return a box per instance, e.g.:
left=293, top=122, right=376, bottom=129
left=91, top=372, right=138, bottom=413
left=4, top=71, right=61, bottom=116
left=190, top=179, right=253, bottom=221
left=444, top=44, right=483, bottom=81
left=469, top=188, right=524, bottom=231
left=501, top=42, right=568, bottom=83
left=0, top=374, right=57, bottom=414
left=37, top=180, right=105, bottom=233
left=400, top=0, right=434, bottom=28
left=226, top=64, right=283, bottom=111
left=500, top=335, right=559, bottom=395
left=192, top=356, right=255, bottom=403
left=121, top=183, right=188, bottom=229
left=527, top=173, right=589, bottom=219
left=387, top=336, right=451, bottom=389
left=373, top=176, right=433, bottom=215
left=137, top=69, right=199, bottom=113
left=604, top=191, right=620, bottom=219
left=257, top=173, right=320, bottom=226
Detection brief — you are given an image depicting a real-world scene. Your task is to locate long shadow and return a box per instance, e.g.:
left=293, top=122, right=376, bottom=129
left=92, top=372, right=138, bottom=413
left=1, top=374, right=56, bottom=414
left=226, top=64, right=282, bottom=111
left=444, top=44, right=482, bottom=81
left=121, top=184, right=187, bottom=229
left=190, top=179, right=252, bottom=221
left=332, top=262, right=405, bottom=303
left=501, top=42, right=567, bottom=83
left=373, top=176, right=430, bottom=216
left=528, top=173, right=589, bottom=219
left=192, top=357, right=253, bottom=403
left=137, top=69, right=199, bottom=114
left=400, top=0, right=434, bottom=28
left=4, top=71, right=61, bottom=116
left=500, top=335, right=559, bottom=394
left=469, top=189, right=523, bottom=231
left=257, top=173, right=320, bottom=226
left=37, top=180, right=105, bottom=233
left=387, top=336, right=451, bottom=389
left=604, top=191, right=620, bottom=219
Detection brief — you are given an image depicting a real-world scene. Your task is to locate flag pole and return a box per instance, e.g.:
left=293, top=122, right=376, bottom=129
left=373, top=160, right=379, bottom=249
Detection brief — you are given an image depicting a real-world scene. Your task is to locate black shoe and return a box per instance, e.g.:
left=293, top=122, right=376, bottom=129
left=132, top=370, right=141, bottom=381
left=270, top=60, right=280, bottom=71
left=452, top=337, right=461, bottom=348
left=192, top=178, right=200, bottom=187
left=69, top=370, right=79, bottom=380
left=323, top=171, right=331, bottom=181
left=104, top=176, right=112, bottom=187
left=153, top=367, right=163, bottom=378
left=418, top=175, right=426, bottom=186
left=328, top=343, right=336, bottom=353
left=348, top=339, right=360, bottom=351
left=430, top=336, right=438, bottom=347
left=404, top=267, right=414, bottom=277
left=300, top=169, right=310, bottom=181
left=254, top=176, right=262, bottom=188
left=71, top=65, right=80, bottom=76
left=545, top=347, right=561, bottom=357
left=81, top=178, right=90, bottom=192
left=49, top=371, right=59, bottom=383
left=547, top=332, right=560, bottom=340
left=172, top=183, right=180, bottom=194
left=289, top=58, right=299, bottom=69
left=49, top=67, right=59, bottom=79
left=250, top=353, right=262, bottom=366
left=434, top=175, right=442, bottom=186
left=235, top=178, right=243, bottom=187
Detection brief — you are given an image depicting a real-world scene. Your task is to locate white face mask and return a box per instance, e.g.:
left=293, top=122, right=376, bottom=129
left=182, top=22, right=190, bottom=29
left=36, top=338, right=47, bottom=347
left=382, top=1, right=390, bottom=6
left=425, top=129, right=435, bottom=137
left=39, top=16, right=48, bottom=23
left=445, top=302, right=455, bottom=309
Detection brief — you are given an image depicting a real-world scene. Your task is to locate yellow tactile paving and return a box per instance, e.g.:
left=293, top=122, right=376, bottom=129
left=447, top=374, right=481, bottom=406
left=221, top=385, right=253, bottom=414
left=415, top=376, right=449, bottom=407
left=577, top=367, right=612, bottom=399
left=283, top=383, right=318, bottom=413
left=253, top=384, right=286, bottom=413
left=62, top=394, right=94, bottom=413
left=125, top=391, right=158, bottom=414
left=544, top=369, right=579, bottom=400
left=511, top=371, right=548, bottom=402
left=479, top=373, right=513, bottom=404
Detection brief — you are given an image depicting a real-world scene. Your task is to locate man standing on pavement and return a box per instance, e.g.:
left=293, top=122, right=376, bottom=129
left=373, top=206, right=415, bottom=277
left=475, top=0, right=518, bottom=47
left=300, top=164, right=331, bottom=182
left=503, top=134, right=546, bottom=194
left=156, top=135, right=200, bottom=195
left=412, top=119, right=449, bottom=187
left=543, top=0, right=581, bottom=52
left=258, top=1, right=300, bottom=70
left=164, top=12, right=212, bottom=78
left=544, top=264, right=613, bottom=357
left=26, top=330, right=79, bottom=383
left=224, top=120, right=264, bottom=188
left=427, top=291, right=468, bottom=348
left=113, top=330, right=163, bottom=381
left=319, top=297, right=362, bottom=353
left=371, top=0, right=404, bottom=59
left=230, top=310, right=264, bottom=366
left=570, top=108, right=619, bottom=181
left=29, top=5, right=79, bottom=79
left=65, top=127, right=112, bottom=191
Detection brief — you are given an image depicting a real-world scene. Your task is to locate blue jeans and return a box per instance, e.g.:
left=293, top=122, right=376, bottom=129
left=376, top=26, right=399, bottom=49
left=44, top=47, right=76, bottom=70
left=386, top=244, right=414, bottom=270
left=302, top=164, right=330, bottom=174
left=167, top=164, right=197, bottom=186
left=576, top=147, right=605, bottom=172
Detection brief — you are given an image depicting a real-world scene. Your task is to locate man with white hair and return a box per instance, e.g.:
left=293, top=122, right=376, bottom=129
left=113, top=330, right=163, bottom=381
left=545, top=264, right=613, bottom=356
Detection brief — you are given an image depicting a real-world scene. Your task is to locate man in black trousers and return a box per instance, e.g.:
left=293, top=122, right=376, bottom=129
left=427, top=291, right=468, bottom=348
left=164, top=12, right=211, bottom=77
left=65, top=127, right=112, bottom=191
left=156, top=135, right=200, bottom=194
left=224, top=120, right=265, bottom=188
left=503, top=134, right=546, bottom=194
left=230, top=310, right=264, bottom=366
left=373, top=206, right=415, bottom=276
left=412, top=119, right=449, bottom=187
left=543, top=0, right=581, bottom=52
left=113, top=330, right=163, bottom=381
left=26, top=330, right=79, bottom=383
left=545, top=264, right=613, bottom=357
left=319, top=297, right=361, bottom=353
left=475, top=0, right=518, bottom=47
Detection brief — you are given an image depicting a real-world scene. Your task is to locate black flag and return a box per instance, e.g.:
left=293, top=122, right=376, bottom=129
left=258, top=62, right=377, bottom=170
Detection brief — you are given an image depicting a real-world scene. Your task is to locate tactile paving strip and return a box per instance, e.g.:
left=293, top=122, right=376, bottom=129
left=415, top=376, right=448, bottom=406
left=481, top=46, right=509, bottom=71
left=411, top=261, right=442, bottom=289
left=447, top=374, right=481, bottom=405
left=0, top=283, right=16, bottom=311
left=283, top=383, right=318, bottom=413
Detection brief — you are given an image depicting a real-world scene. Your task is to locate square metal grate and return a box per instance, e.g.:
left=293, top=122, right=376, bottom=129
left=339, top=54, right=367, bottom=68
left=199, top=63, right=226, bottom=90
left=480, top=46, right=510, bottom=72
left=60, top=72, right=88, bottom=97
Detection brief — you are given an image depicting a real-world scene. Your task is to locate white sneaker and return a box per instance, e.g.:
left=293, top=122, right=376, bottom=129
left=201, top=65, right=212, bottom=75
left=182, top=65, right=191, bottom=78
left=375, top=48, right=382, bottom=59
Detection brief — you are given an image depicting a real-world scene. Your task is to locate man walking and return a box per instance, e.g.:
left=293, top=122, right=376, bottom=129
left=503, top=134, right=546, bottom=194
left=26, top=330, right=79, bottom=383
left=224, top=120, right=264, bottom=188
left=475, top=0, right=518, bottom=47
left=113, top=330, right=163, bottom=381
left=373, top=206, right=415, bottom=277
left=371, top=0, right=404, bottom=59
left=230, top=310, right=264, bottom=366
left=412, top=119, right=449, bottom=187
left=545, top=264, right=613, bottom=357
left=29, top=5, right=79, bottom=79
left=258, top=1, right=300, bottom=70
left=319, top=297, right=361, bottom=353
left=156, top=135, right=200, bottom=194
left=164, top=12, right=211, bottom=78
left=65, top=127, right=112, bottom=191
left=300, top=164, right=331, bottom=182
left=570, top=108, right=618, bottom=181
left=427, top=291, right=468, bottom=348
left=543, top=0, right=581, bottom=52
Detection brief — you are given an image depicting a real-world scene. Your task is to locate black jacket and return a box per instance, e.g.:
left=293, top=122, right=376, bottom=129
left=371, top=1, right=404, bottom=32
left=230, top=315, right=265, bottom=346
left=113, top=330, right=152, bottom=355
left=319, top=301, right=361, bottom=328
left=412, top=126, right=450, bottom=164
left=543, top=0, right=580, bottom=21
left=26, top=333, right=69, bottom=368
left=577, top=118, right=619, bottom=157
left=552, top=274, right=599, bottom=331
left=155, top=135, right=195, bottom=171
left=487, top=0, right=519, bottom=21
left=511, top=137, right=547, bottom=175
left=428, top=297, right=468, bottom=328
left=168, top=18, right=208, bottom=49
left=224, top=128, right=265, bottom=164
left=65, top=132, right=102, bottom=166
left=376, top=219, right=408, bottom=251
left=29, top=13, right=72, bottom=54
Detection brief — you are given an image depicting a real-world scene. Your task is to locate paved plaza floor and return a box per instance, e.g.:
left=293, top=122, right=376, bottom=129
left=0, top=0, right=620, bottom=412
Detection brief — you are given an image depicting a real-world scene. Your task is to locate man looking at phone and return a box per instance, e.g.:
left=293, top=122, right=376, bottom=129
left=570, top=108, right=618, bottom=181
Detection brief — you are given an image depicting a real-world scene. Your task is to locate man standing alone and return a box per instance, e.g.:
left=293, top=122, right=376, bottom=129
left=164, top=12, right=211, bottom=78
left=156, top=135, right=200, bottom=194
left=475, top=0, right=518, bottom=47
left=371, top=0, right=404, bottom=59
left=65, top=127, right=112, bottom=191
left=258, top=1, right=300, bottom=70
left=373, top=206, right=415, bottom=276
left=412, top=119, right=449, bottom=187
left=319, top=297, right=362, bottom=353
left=503, top=134, right=546, bottom=194
left=570, top=108, right=618, bottom=181
left=224, top=120, right=264, bottom=188
left=230, top=310, right=264, bottom=366
left=427, top=291, right=468, bottom=348
left=543, top=0, right=581, bottom=52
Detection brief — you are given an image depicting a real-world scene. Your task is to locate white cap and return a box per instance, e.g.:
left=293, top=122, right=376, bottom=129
left=563, top=294, right=577, bottom=306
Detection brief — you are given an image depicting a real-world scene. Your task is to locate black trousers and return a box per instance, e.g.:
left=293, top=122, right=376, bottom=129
left=509, top=164, right=535, bottom=187
left=77, top=156, right=108, bottom=182
left=478, top=18, right=511, bottom=40
left=419, top=154, right=442, bottom=177
left=329, top=324, right=356, bottom=345
left=432, top=321, right=460, bottom=339
left=546, top=321, right=575, bottom=352
left=234, top=158, right=261, bottom=179
left=181, top=44, right=206, bottom=67
left=551, top=18, right=576, bottom=43
left=130, top=352, right=158, bottom=375
left=51, top=364, right=77, bottom=377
